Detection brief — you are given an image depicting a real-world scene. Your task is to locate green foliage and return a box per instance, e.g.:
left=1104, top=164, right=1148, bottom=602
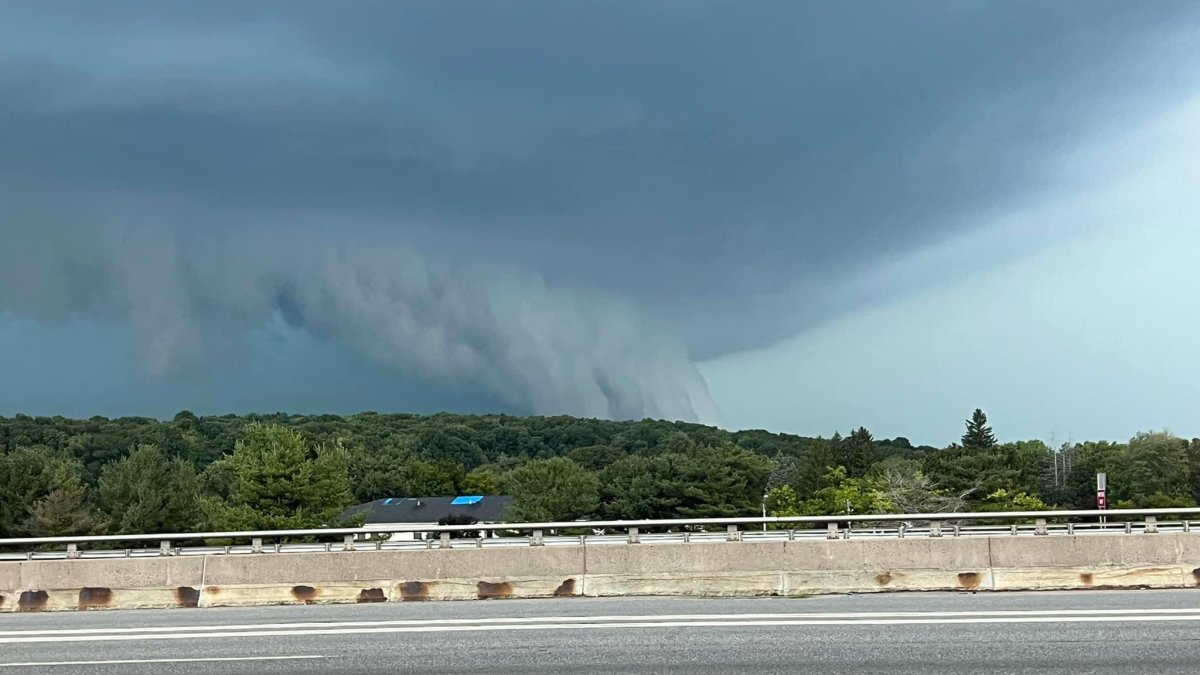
left=981, top=489, right=1047, bottom=512
left=27, top=484, right=107, bottom=537
left=598, top=444, right=771, bottom=521
left=962, top=409, right=997, bottom=451
left=837, top=427, right=878, bottom=477
left=0, top=446, right=92, bottom=537
left=795, top=437, right=835, bottom=498
left=1124, top=431, right=1190, bottom=500
left=800, top=466, right=895, bottom=517
left=503, top=457, right=597, bottom=522
left=765, top=485, right=799, bottom=517
left=2, top=410, right=1199, bottom=537
left=98, top=445, right=200, bottom=534
left=766, top=452, right=800, bottom=492
left=201, top=424, right=354, bottom=530
left=461, top=467, right=503, bottom=495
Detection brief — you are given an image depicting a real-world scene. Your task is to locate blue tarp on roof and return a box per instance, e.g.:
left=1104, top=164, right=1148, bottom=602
left=451, top=495, right=484, bottom=505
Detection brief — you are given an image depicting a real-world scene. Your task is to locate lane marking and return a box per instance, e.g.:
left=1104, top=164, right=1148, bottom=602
left=5, top=607, right=1200, bottom=637
left=4, top=613, right=1200, bottom=643
left=0, top=655, right=324, bottom=668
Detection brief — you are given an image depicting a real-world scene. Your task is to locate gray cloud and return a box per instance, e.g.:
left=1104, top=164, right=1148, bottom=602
left=1, top=1, right=1198, bottom=421
left=0, top=183, right=715, bottom=421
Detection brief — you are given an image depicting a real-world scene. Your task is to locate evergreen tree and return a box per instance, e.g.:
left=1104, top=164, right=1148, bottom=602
left=766, top=451, right=800, bottom=491
left=27, top=484, right=107, bottom=537
left=796, top=437, right=836, bottom=498
left=98, top=445, right=199, bottom=534
left=838, top=427, right=876, bottom=477
left=201, top=424, right=354, bottom=530
left=961, top=409, right=997, bottom=451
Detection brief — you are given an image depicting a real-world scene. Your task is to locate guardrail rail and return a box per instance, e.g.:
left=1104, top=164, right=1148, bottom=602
left=1, top=508, right=1197, bottom=561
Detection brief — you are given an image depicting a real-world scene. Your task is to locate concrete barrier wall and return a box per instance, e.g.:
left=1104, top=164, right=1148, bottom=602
left=3, top=533, right=1199, bottom=612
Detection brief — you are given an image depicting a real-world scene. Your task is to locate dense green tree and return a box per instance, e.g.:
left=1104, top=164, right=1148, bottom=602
left=667, top=444, right=773, bottom=518
left=796, top=437, right=836, bottom=498
left=417, top=425, right=486, bottom=469
left=980, top=488, right=1047, bottom=512
left=566, top=444, right=625, bottom=471
left=1189, top=439, right=1200, bottom=504
left=27, top=484, right=107, bottom=537
left=396, top=459, right=465, bottom=497
left=346, top=444, right=411, bottom=503
left=838, top=427, right=877, bottom=477
left=800, top=467, right=894, bottom=517
left=0, top=446, right=91, bottom=537
left=598, top=455, right=678, bottom=520
left=98, top=445, right=200, bottom=534
left=503, top=457, right=598, bottom=522
left=1123, top=431, right=1189, bottom=500
left=6, top=411, right=1200, bottom=534
left=202, top=424, right=355, bottom=530
left=961, top=409, right=997, bottom=451
left=765, top=485, right=800, bottom=518
left=597, top=444, right=771, bottom=521
left=766, top=451, right=800, bottom=491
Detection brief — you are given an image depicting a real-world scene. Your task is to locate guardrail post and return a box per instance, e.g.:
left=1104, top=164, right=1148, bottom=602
left=251, top=537, right=263, bottom=554
left=627, top=527, right=640, bottom=544
left=531, top=529, right=544, bottom=546
left=1185, top=521, right=1191, bottom=533
left=66, top=543, right=80, bottom=559
left=343, top=534, right=356, bottom=551
left=1035, top=518, right=1048, bottom=535
left=439, top=532, right=452, bottom=549
left=159, top=540, right=173, bottom=556
left=1145, top=516, right=1158, bottom=534
left=727, top=524, right=742, bottom=542
left=1067, top=522, right=1075, bottom=535
left=826, top=522, right=839, bottom=540
left=930, top=521, right=942, bottom=538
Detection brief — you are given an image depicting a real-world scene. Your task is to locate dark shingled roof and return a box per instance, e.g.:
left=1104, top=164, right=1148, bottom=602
left=337, top=496, right=514, bottom=525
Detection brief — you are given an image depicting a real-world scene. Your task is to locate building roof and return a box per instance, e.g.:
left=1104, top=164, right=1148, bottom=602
left=338, top=495, right=514, bottom=525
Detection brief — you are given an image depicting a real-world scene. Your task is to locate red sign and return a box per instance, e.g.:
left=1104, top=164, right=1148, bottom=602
left=1097, top=491, right=1107, bottom=510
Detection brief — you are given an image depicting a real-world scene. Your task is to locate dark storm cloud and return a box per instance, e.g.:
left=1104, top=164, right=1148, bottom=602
left=1, top=0, right=1197, bottom=419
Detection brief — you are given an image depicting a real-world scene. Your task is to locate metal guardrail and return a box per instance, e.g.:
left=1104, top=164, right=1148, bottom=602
left=0, top=508, right=1196, bottom=560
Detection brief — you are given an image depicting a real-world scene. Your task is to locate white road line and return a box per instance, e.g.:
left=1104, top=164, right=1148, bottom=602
left=3, top=613, right=1200, bottom=644
left=0, top=655, right=324, bottom=668
left=4, top=607, right=1200, bottom=637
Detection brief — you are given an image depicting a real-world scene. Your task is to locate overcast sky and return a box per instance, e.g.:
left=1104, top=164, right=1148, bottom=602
left=2, top=1, right=1198, bottom=445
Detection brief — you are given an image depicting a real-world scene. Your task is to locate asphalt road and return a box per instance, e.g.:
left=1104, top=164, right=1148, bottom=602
left=3, top=590, right=1200, bottom=673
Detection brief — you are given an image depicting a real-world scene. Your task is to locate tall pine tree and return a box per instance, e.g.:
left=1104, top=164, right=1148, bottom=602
left=962, top=409, right=998, bottom=451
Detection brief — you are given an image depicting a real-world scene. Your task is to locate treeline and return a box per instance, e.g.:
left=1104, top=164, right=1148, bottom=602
left=1, top=409, right=1197, bottom=538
